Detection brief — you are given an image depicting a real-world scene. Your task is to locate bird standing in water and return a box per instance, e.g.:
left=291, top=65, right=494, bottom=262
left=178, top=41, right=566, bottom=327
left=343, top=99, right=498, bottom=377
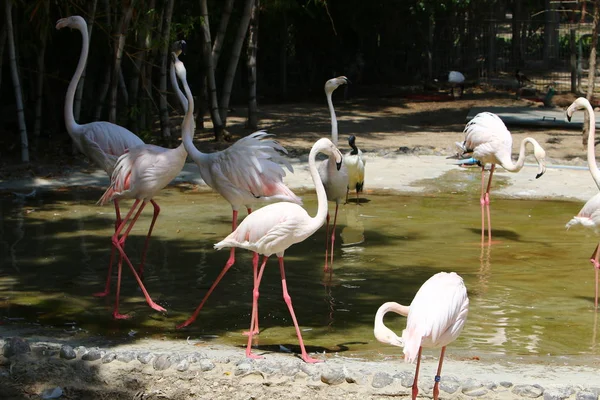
left=344, top=135, right=366, bottom=203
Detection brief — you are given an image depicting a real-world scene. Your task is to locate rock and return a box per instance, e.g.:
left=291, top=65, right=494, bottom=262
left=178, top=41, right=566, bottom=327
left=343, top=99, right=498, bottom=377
left=116, top=352, right=135, bottom=363
left=101, top=352, right=117, bottom=364
left=75, top=346, right=87, bottom=357
left=81, top=349, right=103, bottom=362
left=544, top=386, right=575, bottom=400
left=3, top=337, right=31, bottom=357
left=440, top=378, right=460, bottom=394
left=371, top=372, right=394, bottom=389
left=462, top=379, right=488, bottom=397
left=59, top=345, right=76, bottom=360
left=176, top=359, right=190, bottom=372
left=234, top=362, right=254, bottom=376
left=153, top=355, right=172, bottom=371
left=320, top=368, right=345, bottom=385
left=199, top=359, right=215, bottom=372
left=137, top=352, right=154, bottom=364
left=500, top=381, right=514, bottom=388
left=512, top=384, right=544, bottom=398
left=280, top=362, right=300, bottom=377
left=399, top=372, right=414, bottom=388
left=577, top=391, right=599, bottom=400
left=187, top=352, right=204, bottom=363
left=257, top=362, right=279, bottom=376
left=40, top=387, right=63, bottom=399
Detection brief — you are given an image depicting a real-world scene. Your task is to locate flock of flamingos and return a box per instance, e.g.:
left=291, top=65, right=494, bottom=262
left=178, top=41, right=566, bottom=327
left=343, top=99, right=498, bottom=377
left=54, top=15, right=600, bottom=400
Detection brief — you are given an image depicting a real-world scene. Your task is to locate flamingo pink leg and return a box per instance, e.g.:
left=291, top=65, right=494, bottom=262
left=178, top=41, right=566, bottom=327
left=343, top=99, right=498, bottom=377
left=324, top=212, right=331, bottom=271
left=111, top=199, right=166, bottom=319
left=433, top=346, right=447, bottom=400
left=243, top=251, right=261, bottom=336
left=278, top=256, right=323, bottom=363
left=590, top=243, right=600, bottom=308
left=412, top=346, right=423, bottom=400
left=480, top=164, right=495, bottom=244
left=138, top=199, right=161, bottom=278
left=94, top=199, right=125, bottom=297
left=246, top=255, right=269, bottom=359
left=329, top=203, right=340, bottom=268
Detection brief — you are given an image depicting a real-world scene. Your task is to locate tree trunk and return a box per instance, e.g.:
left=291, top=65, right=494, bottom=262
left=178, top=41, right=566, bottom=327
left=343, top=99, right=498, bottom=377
left=246, top=0, right=259, bottom=130
left=279, top=9, right=287, bottom=99
left=212, top=0, right=234, bottom=68
left=74, top=0, right=97, bottom=121
left=200, top=0, right=224, bottom=141
left=34, top=1, right=50, bottom=139
left=5, top=0, right=29, bottom=162
left=158, top=0, right=175, bottom=142
left=219, top=0, right=255, bottom=123
left=94, top=0, right=113, bottom=120
left=0, top=24, right=6, bottom=89
left=584, top=0, right=600, bottom=146
left=108, top=1, right=134, bottom=123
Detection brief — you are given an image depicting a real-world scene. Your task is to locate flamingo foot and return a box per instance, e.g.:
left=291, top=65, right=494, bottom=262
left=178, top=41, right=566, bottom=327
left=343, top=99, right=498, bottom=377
left=323, top=265, right=332, bottom=273
left=242, top=329, right=260, bottom=336
left=176, top=318, right=194, bottom=329
left=301, top=354, right=323, bottom=364
left=92, top=290, right=109, bottom=297
left=247, top=352, right=264, bottom=360
left=591, top=258, right=600, bottom=269
left=113, top=312, right=131, bottom=320
left=149, top=302, right=167, bottom=313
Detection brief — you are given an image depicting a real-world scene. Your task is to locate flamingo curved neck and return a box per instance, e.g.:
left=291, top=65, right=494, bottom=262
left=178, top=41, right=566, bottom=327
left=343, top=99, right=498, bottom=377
left=179, top=72, right=209, bottom=166
left=65, top=21, right=88, bottom=136
left=499, top=138, right=536, bottom=172
left=583, top=102, right=600, bottom=188
left=169, top=57, right=188, bottom=113
left=308, top=145, right=330, bottom=232
left=374, top=301, right=409, bottom=344
left=326, top=92, right=338, bottom=146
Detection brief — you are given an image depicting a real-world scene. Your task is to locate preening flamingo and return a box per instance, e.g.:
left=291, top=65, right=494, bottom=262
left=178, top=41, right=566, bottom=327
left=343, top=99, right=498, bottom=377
left=344, top=134, right=366, bottom=203
left=448, top=71, right=465, bottom=99
left=319, top=76, right=350, bottom=271
left=565, top=97, right=600, bottom=308
left=458, top=112, right=546, bottom=243
left=206, top=137, right=342, bottom=363
left=56, top=16, right=147, bottom=294
left=374, top=272, right=469, bottom=400
left=95, top=55, right=191, bottom=319
left=176, top=81, right=300, bottom=332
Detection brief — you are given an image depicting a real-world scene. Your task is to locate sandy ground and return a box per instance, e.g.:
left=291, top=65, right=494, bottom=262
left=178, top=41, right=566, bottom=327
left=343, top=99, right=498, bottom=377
left=2, top=89, right=600, bottom=399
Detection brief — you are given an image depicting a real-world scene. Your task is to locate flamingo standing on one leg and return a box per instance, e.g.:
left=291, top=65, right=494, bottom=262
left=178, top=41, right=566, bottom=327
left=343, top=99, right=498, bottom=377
left=374, top=272, right=469, bottom=400
left=176, top=80, right=301, bottom=333
left=204, top=137, right=342, bottom=363
left=344, top=134, right=366, bottom=204
left=320, top=76, right=350, bottom=271
left=95, top=56, right=191, bottom=319
left=56, top=16, right=149, bottom=295
left=457, top=112, right=547, bottom=244
left=565, top=97, right=600, bottom=309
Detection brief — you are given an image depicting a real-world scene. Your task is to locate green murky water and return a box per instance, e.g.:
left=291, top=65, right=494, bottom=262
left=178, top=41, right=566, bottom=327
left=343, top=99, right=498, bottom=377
left=1, top=175, right=599, bottom=362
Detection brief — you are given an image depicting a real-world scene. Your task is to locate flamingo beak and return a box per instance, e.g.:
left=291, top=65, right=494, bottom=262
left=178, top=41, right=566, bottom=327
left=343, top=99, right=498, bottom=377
left=336, top=160, right=342, bottom=171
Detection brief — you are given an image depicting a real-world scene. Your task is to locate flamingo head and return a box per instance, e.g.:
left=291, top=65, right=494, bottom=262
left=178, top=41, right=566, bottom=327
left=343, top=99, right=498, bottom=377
left=314, top=138, right=343, bottom=170
left=56, top=15, right=86, bottom=31
left=325, top=76, right=350, bottom=95
left=172, top=40, right=187, bottom=57
left=374, top=324, right=404, bottom=348
left=533, top=142, right=547, bottom=179
left=566, top=97, right=592, bottom=122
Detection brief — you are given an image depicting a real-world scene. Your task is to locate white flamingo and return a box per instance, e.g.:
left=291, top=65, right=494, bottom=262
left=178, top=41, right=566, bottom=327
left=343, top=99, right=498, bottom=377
left=374, top=272, right=469, bottom=400
left=344, top=134, right=366, bottom=203
left=448, top=70, right=465, bottom=99
left=320, top=76, right=350, bottom=271
left=565, top=97, right=600, bottom=308
left=169, top=40, right=188, bottom=112
left=458, top=112, right=546, bottom=243
left=176, top=77, right=301, bottom=331
left=95, top=55, right=191, bottom=319
left=206, top=137, right=342, bottom=363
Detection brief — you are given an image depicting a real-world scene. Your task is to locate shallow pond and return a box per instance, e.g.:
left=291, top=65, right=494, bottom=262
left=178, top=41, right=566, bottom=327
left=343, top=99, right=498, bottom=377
left=1, top=181, right=598, bottom=362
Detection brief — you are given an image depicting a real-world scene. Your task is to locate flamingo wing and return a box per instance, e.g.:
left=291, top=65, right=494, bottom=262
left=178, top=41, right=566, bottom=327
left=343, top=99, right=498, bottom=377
left=567, top=192, right=600, bottom=231
left=463, top=112, right=512, bottom=163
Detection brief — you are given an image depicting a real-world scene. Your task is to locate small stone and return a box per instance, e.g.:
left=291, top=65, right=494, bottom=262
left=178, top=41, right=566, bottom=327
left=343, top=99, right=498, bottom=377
left=153, top=355, right=172, bottom=371
left=81, top=349, right=102, bottom=361
left=40, top=386, right=63, bottom=399
left=199, top=359, right=215, bottom=372
left=3, top=337, right=31, bottom=357
left=280, top=362, right=300, bottom=377
left=321, top=368, right=345, bottom=385
left=116, top=352, right=135, bottom=363
left=59, top=345, right=76, bottom=360
left=137, top=352, right=154, bottom=364
left=440, top=380, right=460, bottom=394
left=512, top=384, right=544, bottom=398
left=187, top=352, right=204, bottom=363
left=234, top=362, right=253, bottom=376
left=257, top=362, right=279, bottom=376
left=544, top=386, right=575, bottom=400
left=75, top=346, right=87, bottom=357
left=176, top=359, right=190, bottom=372
left=577, top=391, right=599, bottom=400
left=483, top=381, right=498, bottom=391
left=371, top=372, right=394, bottom=388
left=400, top=373, right=414, bottom=388
left=101, top=352, right=117, bottom=364
left=500, top=381, right=514, bottom=388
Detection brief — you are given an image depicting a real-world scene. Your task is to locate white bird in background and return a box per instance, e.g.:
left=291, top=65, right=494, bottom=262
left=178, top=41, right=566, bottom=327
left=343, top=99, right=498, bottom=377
left=320, top=76, right=350, bottom=271
left=169, top=40, right=188, bottom=112
left=448, top=70, right=465, bottom=99
left=565, top=97, right=600, bottom=309
left=374, top=272, right=469, bottom=400
left=96, top=55, right=191, bottom=319
left=56, top=15, right=147, bottom=297
left=176, top=78, right=301, bottom=332
left=205, top=137, right=342, bottom=363
left=344, top=134, right=366, bottom=203
left=457, top=112, right=546, bottom=244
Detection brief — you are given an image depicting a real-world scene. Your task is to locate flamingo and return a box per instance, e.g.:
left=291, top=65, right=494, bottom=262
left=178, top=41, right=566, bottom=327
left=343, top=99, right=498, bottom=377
left=457, top=112, right=547, bottom=243
left=320, top=76, right=350, bottom=271
left=565, top=97, right=600, bottom=308
left=169, top=40, right=188, bottom=113
left=374, top=272, right=469, bottom=400
left=201, top=137, right=342, bottom=363
left=448, top=71, right=465, bottom=99
left=176, top=78, right=301, bottom=332
left=344, top=135, right=366, bottom=203
left=56, top=16, right=148, bottom=295
left=95, top=55, right=191, bottom=319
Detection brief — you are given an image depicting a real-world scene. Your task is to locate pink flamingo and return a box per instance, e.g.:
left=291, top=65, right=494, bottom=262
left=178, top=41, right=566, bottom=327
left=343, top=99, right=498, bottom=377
left=320, top=76, right=350, bottom=271
left=95, top=55, right=191, bottom=319
left=458, top=112, right=546, bottom=243
left=565, top=97, right=600, bottom=309
left=176, top=85, right=300, bottom=333
left=56, top=16, right=151, bottom=294
left=374, top=272, right=469, bottom=400
left=202, top=138, right=343, bottom=363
